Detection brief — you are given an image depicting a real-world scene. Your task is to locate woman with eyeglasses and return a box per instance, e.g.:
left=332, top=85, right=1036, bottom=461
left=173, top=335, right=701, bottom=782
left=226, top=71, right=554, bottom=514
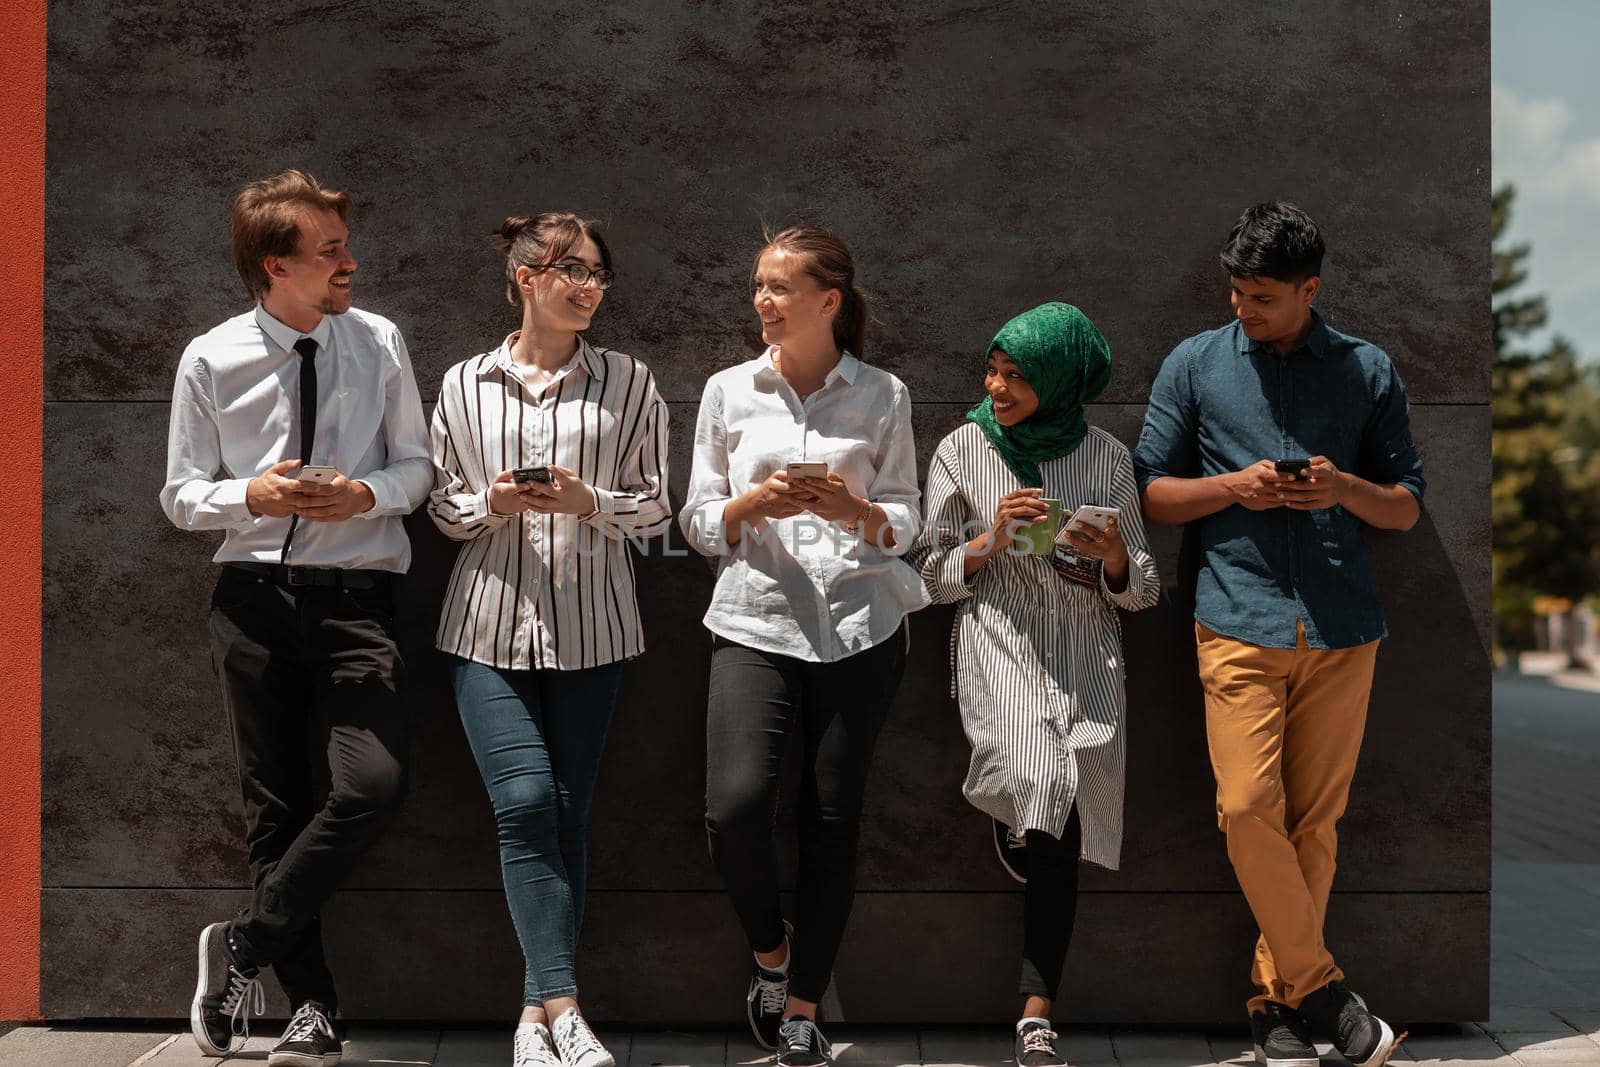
left=680, top=226, right=929, bottom=1067
left=909, top=302, right=1158, bottom=1067
left=428, top=213, right=669, bottom=1067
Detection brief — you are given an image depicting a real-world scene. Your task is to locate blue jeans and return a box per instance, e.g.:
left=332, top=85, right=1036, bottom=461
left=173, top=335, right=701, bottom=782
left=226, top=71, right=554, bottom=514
left=449, top=656, right=624, bottom=1005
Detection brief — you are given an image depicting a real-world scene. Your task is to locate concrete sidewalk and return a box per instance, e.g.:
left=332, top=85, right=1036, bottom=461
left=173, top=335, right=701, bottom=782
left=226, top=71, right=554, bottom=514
left=6, top=674, right=1595, bottom=1067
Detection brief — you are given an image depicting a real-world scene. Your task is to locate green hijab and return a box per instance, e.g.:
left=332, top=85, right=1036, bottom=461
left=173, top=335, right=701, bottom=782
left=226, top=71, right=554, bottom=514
left=965, top=302, right=1112, bottom=487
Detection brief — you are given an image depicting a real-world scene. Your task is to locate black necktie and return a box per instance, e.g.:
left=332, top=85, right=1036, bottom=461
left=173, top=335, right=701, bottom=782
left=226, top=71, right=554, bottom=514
left=280, top=337, right=319, bottom=563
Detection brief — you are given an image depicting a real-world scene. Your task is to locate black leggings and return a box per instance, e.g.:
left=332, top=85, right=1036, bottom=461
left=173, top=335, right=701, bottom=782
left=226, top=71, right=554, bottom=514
left=1020, top=805, right=1082, bottom=1000
left=703, top=626, right=907, bottom=1003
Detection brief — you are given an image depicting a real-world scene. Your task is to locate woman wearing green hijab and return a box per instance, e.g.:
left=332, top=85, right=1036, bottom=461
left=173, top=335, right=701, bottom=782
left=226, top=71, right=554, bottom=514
left=910, top=303, right=1159, bottom=1063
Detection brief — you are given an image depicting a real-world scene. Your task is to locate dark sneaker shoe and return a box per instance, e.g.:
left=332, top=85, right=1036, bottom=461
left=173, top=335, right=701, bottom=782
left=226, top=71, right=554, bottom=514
left=551, top=1006, right=614, bottom=1067
left=777, top=1017, right=833, bottom=1067
left=268, top=1000, right=342, bottom=1066
left=747, top=920, right=795, bottom=1051
left=1251, top=1002, right=1318, bottom=1067
left=1015, top=1020, right=1068, bottom=1067
left=994, top=818, right=1029, bottom=884
left=190, top=921, right=264, bottom=1056
left=1298, top=981, right=1402, bottom=1067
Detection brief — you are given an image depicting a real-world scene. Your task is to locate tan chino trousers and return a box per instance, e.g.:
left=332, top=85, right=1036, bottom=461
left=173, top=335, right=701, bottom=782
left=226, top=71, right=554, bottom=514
left=1195, top=620, right=1379, bottom=1013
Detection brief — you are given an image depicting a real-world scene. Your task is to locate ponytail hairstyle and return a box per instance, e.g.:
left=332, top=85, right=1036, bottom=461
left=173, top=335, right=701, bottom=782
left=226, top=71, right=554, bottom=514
left=756, top=225, right=871, bottom=359
left=493, top=212, right=612, bottom=308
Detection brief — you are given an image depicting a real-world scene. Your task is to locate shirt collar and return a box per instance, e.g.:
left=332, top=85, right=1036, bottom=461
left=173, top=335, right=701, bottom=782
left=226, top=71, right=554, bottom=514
left=481, top=334, right=604, bottom=381
left=1239, top=306, right=1330, bottom=359
left=753, top=347, right=862, bottom=388
left=254, top=304, right=332, bottom=353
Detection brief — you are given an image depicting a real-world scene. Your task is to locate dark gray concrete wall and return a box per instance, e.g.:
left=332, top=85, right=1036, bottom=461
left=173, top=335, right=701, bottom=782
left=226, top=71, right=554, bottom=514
left=42, top=1, right=1491, bottom=1023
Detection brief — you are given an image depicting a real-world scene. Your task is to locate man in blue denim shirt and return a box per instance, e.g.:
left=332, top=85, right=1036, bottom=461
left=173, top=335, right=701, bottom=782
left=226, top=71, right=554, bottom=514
left=1134, top=203, right=1422, bottom=1067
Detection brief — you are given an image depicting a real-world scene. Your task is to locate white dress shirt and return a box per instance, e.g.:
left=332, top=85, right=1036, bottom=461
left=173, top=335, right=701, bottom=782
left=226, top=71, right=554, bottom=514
left=680, top=348, right=930, bottom=663
left=428, top=336, right=672, bottom=670
left=160, top=304, right=433, bottom=571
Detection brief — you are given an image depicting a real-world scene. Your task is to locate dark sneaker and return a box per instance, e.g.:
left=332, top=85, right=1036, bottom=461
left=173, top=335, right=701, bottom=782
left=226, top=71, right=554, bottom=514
left=551, top=1006, right=614, bottom=1067
left=1298, top=981, right=1402, bottom=1067
left=747, top=920, right=795, bottom=1051
left=993, top=818, right=1029, bottom=884
left=268, top=1000, right=342, bottom=1066
left=190, top=921, right=264, bottom=1056
left=1251, top=1002, right=1318, bottom=1067
left=1015, top=1020, right=1068, bottom=1067
left=776, top=1017, right=833, bottom=1067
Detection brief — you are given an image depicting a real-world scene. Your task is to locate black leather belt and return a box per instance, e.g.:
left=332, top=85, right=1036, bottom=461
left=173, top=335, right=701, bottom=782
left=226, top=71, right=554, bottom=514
left=225, top=562, right=391, bottom=590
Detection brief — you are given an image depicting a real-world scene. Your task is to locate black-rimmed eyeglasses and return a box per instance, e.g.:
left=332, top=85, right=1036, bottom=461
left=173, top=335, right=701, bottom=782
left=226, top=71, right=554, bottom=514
left=530, top=263, right=616, bottom=291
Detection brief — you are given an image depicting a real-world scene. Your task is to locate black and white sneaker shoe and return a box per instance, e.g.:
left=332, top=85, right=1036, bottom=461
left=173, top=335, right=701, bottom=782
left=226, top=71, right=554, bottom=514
left=1250, top=1002, right=1318, bottom=1067
left=190, top=921, right=264, bottom=1056
left=1298, top=981, right=1403, bottom=1067
left=747, top=920, right=795, bottom=1051
left=268, top=1001, right=342, bottom=1066
left=1015, top=1019, right=1068, bottom=1067
left=515, top=1023, right=563, bottom=1067
left=776, top=1016, right=833, bottom=1067
left=551, top=1006, right=614, bottom=1067
left=993, top=818, right=1029, bottom=884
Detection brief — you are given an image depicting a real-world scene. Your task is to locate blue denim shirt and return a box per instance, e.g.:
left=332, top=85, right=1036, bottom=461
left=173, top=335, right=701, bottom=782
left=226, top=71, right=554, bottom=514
left=1131, top=310, right=1425, bottom=650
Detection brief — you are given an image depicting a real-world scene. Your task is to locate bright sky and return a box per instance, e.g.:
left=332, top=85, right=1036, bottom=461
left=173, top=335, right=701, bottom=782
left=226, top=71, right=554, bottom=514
left=1493, top=0, right=1600, bottom=360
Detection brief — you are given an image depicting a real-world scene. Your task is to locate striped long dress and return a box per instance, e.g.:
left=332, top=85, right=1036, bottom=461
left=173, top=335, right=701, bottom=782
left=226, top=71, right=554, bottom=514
left=911, top=421, right=1159, bottom=869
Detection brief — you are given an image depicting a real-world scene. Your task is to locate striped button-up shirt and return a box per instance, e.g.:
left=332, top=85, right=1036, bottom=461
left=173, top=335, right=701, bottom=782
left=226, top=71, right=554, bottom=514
left=428, top=335, right=670, bottom=670
left=910, top=422, right=1159, bottom=869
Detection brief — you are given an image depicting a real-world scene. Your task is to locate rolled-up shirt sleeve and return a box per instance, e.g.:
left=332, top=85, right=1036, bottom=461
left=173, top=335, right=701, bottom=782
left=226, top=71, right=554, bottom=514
left=1098, top=449, right=1161, bottom=612
left=1358, top=355, right=1426, bottom=505
left=680, top=379, right=736, bottom=557
left=909, top=440, right=978, bottom=605
left=159, top=347, right=257, bottom=531
left=585, top=374, right=672, bottom=541
left=866, top=381, right=922, bottom=556
left=427, top=374, right=512, bottom=542
left=1131, top=340, right=1200, bottom=492
left=355, top=327, right=433, bottom=518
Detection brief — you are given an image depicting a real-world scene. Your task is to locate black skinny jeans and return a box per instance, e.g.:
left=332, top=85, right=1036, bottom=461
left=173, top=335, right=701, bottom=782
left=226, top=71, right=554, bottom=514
left=704, top=625, right=907, bottom=1004
left=1020, top=806, right=1082, bottom=1000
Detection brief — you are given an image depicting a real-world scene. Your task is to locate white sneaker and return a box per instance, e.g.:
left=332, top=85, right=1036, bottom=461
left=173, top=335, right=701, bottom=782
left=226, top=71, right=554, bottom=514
left=551, top=1007, right=614, bottom=1067
left=515, top=1023, right=563, bottom=1067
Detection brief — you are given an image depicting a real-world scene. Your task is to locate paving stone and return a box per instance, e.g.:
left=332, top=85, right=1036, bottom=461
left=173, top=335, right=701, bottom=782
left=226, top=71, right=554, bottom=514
left=1480, top=1012, right=1583, bottom=1036
left=1110, top=1031, right=1218, bottom=1067
left=435, top=1030, right=511, bottom=1067
left=916, top=1029, right=1012, bottom=1067
left=1503, top=1050, right=1600, bottom=1066
left=1401, top=1032, right=1516, bottom=1064
left=0, top=1026, right=173, bottom=1067
left=341, top=1026, right=441, bottom=1064
left=630, top=1031, right=729, bottom=1067
left=828, top=1028, right=922, bottom=1067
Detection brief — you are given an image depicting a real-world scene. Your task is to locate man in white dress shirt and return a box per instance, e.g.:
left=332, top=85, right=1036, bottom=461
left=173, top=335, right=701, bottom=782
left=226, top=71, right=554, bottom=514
left=160, top=170, right=431, bottom=1064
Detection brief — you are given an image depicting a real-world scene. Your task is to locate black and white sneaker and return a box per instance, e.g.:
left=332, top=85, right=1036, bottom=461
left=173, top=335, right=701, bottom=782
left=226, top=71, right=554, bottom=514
left=190, top=921, right=264, bottom=1056
left=747, top=920, right=795, bottom=1051
left=1250, top=1002, right=1318, bottom=1067
left=993, top=818, right=1029, bottom=884
left=551, top=1006, right=614, bottom=1067
left=269, top=1001, right=342, bottom=1066
left=1298, top=981, right=1403, bottom=1067
left=1015, top=1019, right=1068, bottom=1067
left=776, top=1016, right=833, bottom=1067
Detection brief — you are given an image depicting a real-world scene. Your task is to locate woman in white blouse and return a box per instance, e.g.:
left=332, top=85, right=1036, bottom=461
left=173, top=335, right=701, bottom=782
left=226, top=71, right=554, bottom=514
left=680, top=226, right=928, bottom=1067
left=428, top=214, right=670, bottom=1067
left=910, top=302, right=1158, bottom=1067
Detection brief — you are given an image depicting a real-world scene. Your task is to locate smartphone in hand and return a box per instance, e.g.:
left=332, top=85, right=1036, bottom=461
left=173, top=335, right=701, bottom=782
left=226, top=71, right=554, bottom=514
left=513, top=466, right=553, bottom=484
left=1059, top=504, right=1120, bottom=542
left=786, top=461, right=828, bottom=481
left=295, top=465, right=341, bottom=484
left=1275, top=458, right=1310, bottom=478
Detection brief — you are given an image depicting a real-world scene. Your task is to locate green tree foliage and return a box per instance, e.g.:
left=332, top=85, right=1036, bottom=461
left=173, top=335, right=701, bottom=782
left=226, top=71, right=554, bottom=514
left=1492, top=185, right=1600, bottom=655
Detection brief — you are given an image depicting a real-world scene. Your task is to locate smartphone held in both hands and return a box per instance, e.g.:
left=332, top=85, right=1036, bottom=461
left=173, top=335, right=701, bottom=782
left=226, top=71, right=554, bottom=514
left=513, top=466, right=553, bottom=484
left=294, top=465, right=340, bottom=484
left=786, top=461, right=828, bottom=481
